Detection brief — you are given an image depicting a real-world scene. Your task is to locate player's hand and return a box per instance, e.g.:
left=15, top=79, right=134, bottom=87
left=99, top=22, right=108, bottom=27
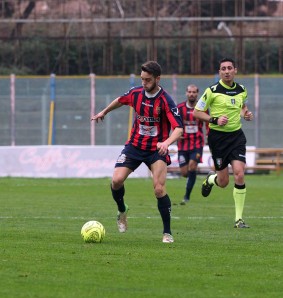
left=218, top=115, right=229, bottom=126
left=91, top=112, right=105, bottom=123
left=244, top=111, right=253, bottom=121
left=156, top=142, right=168, bottom=156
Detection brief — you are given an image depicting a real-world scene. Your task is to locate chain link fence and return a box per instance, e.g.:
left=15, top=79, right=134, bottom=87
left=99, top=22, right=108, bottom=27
left=0, top=75, right=282, bottom=148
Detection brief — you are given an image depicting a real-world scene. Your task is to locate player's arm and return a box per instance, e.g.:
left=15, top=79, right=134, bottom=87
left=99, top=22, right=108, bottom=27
left=241, top=104, right=253, bottom=121
left=193, top=109, right=211, bottom=122
left=91, top=97, right=123, bottom=123
left=203, top=110, right=210, bottom=143
left=194, top=109, right=228, bottom=126
left=193, top=89, right=212, bottom=123
left=157, top=127, right=183, bottom=156
left=240, top=87, right=253, bottom=121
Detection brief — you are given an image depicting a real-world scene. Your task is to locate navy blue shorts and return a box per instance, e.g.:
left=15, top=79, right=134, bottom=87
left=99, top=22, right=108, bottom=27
left=178, top=148, right=203, bottom=167
left=115, top=143, right=171, bottom=171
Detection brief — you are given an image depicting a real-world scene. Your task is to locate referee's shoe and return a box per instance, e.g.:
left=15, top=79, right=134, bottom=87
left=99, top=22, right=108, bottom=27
left=201, top=171, right=215, bottom=197
left=234, top=219, right=250, bottom=228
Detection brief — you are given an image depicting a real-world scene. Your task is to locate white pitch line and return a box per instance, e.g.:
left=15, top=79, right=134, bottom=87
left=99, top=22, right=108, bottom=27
left=0, top=216, right=282, bottom=220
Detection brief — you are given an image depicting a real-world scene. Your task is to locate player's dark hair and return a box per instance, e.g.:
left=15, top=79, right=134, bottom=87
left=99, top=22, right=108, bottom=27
left=141, top=61, right=162, bottom=77
left=187, top=84, right=199, bottom=93
left=219, top=58, right=236, bottom=69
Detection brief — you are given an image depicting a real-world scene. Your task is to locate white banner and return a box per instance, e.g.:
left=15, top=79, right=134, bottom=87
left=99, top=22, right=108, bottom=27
left=0, top=145, right=256, bottom=178
left=0, top=146, right=149, bottom=178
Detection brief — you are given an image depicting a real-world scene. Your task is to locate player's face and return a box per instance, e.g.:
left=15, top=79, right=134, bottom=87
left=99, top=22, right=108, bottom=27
left=141, top=71, right=160, bottom=94
left=186, top=87, right=198, bottom=104
left=219, top=61, right=237, bottom=86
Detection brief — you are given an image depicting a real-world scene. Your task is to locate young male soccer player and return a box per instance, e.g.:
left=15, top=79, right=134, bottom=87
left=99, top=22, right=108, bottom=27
left=193, top=58, right=253, bottom=228
left=91, top=61, right=183, bottom=242
left=177, top=84, right=209, bottom=205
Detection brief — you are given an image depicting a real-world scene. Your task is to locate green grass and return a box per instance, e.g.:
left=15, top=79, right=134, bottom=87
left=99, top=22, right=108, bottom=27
left=1, top=174, right=282, bottom=298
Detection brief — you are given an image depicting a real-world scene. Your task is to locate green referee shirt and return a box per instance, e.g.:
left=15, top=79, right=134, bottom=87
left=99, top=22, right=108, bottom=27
left=195, top=79, right=248, bottom=132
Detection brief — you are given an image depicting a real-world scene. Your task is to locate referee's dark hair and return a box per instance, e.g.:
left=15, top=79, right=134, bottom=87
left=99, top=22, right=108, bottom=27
left=141, top=61, right=162, bottom=77
left=219, top=58, right=236, bottom=69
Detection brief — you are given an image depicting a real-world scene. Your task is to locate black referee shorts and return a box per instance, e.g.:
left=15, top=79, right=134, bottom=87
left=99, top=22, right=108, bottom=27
left=208, top=128, right=247, bottom=171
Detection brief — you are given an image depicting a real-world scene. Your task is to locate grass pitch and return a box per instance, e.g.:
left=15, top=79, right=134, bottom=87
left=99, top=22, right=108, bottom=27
left=1, top=174, right=282, bottom=298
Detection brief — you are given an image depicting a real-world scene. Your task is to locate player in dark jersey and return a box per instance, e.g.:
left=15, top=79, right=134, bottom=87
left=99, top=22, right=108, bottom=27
left=91, top=61, right=183, bottom=243
left=177, top=84, right=209, bottom=205
left=193, top=58, right=253, bottom=228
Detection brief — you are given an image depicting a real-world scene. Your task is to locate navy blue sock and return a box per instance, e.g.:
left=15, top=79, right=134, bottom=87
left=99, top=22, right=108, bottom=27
left=157, top=194, right=172, bottom=234
left=111, top=184, right=126, bottom=212
left=185, top=170, right=196, bottom=200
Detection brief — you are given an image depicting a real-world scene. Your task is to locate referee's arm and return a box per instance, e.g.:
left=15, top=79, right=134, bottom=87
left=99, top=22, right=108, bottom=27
left=193, top=109, right=211, bottom=123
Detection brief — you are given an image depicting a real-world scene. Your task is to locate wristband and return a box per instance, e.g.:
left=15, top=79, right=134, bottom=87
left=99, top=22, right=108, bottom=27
left=209, top=117, right=219, bottom=125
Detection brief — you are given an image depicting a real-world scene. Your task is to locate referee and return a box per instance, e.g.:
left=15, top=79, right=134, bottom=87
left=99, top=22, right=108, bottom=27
left=193, top=58, right=253, bottom=228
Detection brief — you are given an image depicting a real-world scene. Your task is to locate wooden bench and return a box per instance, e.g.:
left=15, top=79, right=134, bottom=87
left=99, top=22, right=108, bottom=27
left=246, top=148, right=283, bottom=175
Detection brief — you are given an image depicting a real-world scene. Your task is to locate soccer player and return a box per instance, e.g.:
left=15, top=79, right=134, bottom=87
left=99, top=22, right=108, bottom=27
left=193, top=58, right=253, bottom=228
left=177, top=84, right=209, bottom=205
left=91, top=61, right=183, bottom=243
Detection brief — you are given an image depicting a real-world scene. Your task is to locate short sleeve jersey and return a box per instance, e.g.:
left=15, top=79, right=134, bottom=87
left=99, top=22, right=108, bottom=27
left=195, top=80, right=248, bottom=132
left=118, top=86, right=183, bottom=151
left=177, top=101, right=206, bottom=151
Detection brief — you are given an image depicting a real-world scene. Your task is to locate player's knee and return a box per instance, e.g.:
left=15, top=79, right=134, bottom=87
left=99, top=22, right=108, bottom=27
left=111, top=177, right=124, bottom=190
left=234, top=171, right=245, bottom=184
left=188, top=164, right=198, bottom=172
left=154, top=185, right=164, bottom=198
left=179, top=166, right=188, bottom=177
left=217, top=176, right=229, bottom=188
left=181, top=172, right=188, bottom=178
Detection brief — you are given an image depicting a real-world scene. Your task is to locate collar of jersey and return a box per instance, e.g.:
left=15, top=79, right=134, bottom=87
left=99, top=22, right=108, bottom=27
left=219, top=79, right=236, bottom=89
left=186, top=101, right=195, bottom=109
left=144, top=86, right=162, bottom=98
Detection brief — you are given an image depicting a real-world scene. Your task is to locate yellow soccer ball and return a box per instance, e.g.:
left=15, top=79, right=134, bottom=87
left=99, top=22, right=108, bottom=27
left=81, top=220, right=105, bottom=243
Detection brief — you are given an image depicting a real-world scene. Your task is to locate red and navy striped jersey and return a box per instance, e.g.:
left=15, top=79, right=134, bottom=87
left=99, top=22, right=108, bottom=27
left=177, top=101, right=209, bottom=151
left=118, top=86, right=183, bottom=151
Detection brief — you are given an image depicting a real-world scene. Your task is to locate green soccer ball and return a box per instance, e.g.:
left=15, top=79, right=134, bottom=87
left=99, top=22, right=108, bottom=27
left=81, top=220, right=105, bottom=243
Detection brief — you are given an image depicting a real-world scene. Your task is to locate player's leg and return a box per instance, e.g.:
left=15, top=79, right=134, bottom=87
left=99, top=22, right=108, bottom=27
left=186, top=159, right=198, bottom=195
left=178, top=151, right=189, bottom=178
left=185, top=149, right=203, bottom=200
left=202, top=167, right=229, bottom=197
left=180, top=159, right=198, bottom=204
left=202, top=130, right=230, bottom=197
left=214, top=168, right=230, bottom=187
left=151, top=159, right=167, bottom=198
left=178, top=152, right=189, bottom=204
left=111, top=166, right=132, bottom=233
left=111, top=145, right=141, bottom=233
left=179, top=160, right=189, bottom=204
left=151, top=159, right=174, bottom=243
left=231, top=160, right=249, bottom=228
left=230, top=130, right=249, bottom=228
left=112, top=145, right=141, bottom=212
left=111, top=166, right=132, bottom=212
left=179, top=163, right=189, bottom=177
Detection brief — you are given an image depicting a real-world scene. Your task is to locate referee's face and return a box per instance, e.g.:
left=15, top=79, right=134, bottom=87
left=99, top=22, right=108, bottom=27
left=141, top=71, right=160, bottom=94
left=219, top=61, right=237, bottom=86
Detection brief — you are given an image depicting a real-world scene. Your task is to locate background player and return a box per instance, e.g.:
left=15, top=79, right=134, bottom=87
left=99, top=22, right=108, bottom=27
left=177, top=84, right=209, bottom=205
